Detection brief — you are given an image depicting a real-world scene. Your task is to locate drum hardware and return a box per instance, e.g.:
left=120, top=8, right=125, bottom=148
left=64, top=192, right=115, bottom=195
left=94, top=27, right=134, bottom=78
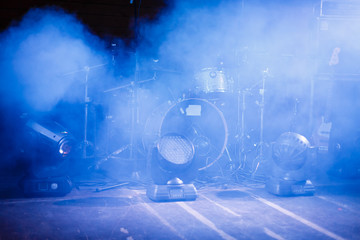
left=100, top=62, right=158, bottom=180
left=96, top=83, right=141, bottom=177
left=103, top=73, right=156, bottom=93
left=194, top=68, right=233, bottom=94
left=250, top=68, right=270, bottom=178
left=187, top=98, right=236, bottom=173
left=62, top=63, right=107, bottom=77
left=101, top=74, right=157, bottom=165
left=63, top=63, right=108, bottom=159
left=231, top=69, right=270, bottom=177
left=83, top=66, right=92, bottom=159
left=151, top=66, right=183, bottom=74
left=126, top=0, right=143, bottom=180
left=230, top=78, right=262, bottom=174
left=289, top=98, right=300, bottom=132
left=234, top=88, right=251, bottom=171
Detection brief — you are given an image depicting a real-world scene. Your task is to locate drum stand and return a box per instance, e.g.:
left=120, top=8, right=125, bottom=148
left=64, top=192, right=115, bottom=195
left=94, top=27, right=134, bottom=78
left=234, top=69, right=269, bottom=178
left=101, top=0, right=142, bottom=179
left=127, top=77, right=140, bottom=179
left=102, top=64, right=156, bottom=179
left=83, top=66, right=91, bottom=159
left=251, top=68, right=269, bottom=177
left=102, top=74, right=156, bottom=173
left=63, top=63, right=107, bottom=159
left=236, top=88, right=249, bottom=171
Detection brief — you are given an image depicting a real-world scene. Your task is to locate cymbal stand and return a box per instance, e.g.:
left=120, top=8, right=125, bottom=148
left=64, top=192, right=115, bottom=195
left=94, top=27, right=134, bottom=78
left=83, top=66, right=91, bottom=159
left=236, top=88, right=248, bottom=170
left=81, top=64, right=108, bottom=159
left=289, top=98, right=300, bottom=132
left=63, top=63, right=107, bottom=159
left=99, top=73, right=156, bottom=165
left=130, top=0, right=142, bottom=179
left=104, top=0, right=143, bottom=178
left=130, top=57, right=140, bottom=178
left=251, top=68, right=269, bottom=177
left=233, top=79, right=261, bottom=173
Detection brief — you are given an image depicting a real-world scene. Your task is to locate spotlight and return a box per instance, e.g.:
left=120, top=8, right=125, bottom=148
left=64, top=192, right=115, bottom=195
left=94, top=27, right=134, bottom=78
left=156, top=134, right=194, bottom=171
left=266, top=132, right=315, bottom=196
left=26, top=120, right=75, bottom=155
left=20, top=118, right=76, bottom=196
left=147, top=133, right=198, bottom=202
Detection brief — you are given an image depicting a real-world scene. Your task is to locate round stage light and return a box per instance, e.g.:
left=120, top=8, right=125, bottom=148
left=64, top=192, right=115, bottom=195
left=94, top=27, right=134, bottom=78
left=266, top=132, right=315, bottom=196
left=272, top=132, right=310, bottom=171
left=147, top=134, right=198, bottom=202
left=157, top=134, right=194, bottom=165
left=58, top=137, right=74, bottom=157
left=156, top=134, right=195, bottom=172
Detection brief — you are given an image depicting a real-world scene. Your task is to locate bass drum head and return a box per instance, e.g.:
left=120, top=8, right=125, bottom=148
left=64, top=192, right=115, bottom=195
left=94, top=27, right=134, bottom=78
left=143, top=98, right=228, bottom=170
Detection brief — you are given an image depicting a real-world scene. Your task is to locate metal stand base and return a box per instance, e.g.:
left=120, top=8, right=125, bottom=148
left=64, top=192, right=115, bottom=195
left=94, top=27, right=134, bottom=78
left=266, top=178, right=315, bottom=196
left=147, top=183, right=197, bottom=202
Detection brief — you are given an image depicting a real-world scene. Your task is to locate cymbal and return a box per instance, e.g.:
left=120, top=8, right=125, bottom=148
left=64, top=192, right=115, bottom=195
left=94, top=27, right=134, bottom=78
left=103, top=74, right=156, bottom=93
left=63, top=63, right=108, bottom=76
left=151, top=66, right=182, bottom=74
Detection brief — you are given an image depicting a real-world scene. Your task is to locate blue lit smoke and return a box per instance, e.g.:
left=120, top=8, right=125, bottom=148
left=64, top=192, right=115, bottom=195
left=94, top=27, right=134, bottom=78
left=136, top=0, right=360, bottom=178
left=0, top=7, right=114, bottom=172
left=137, top=0, right=318, bottom=140
left=0, top=7, right=109, bottom=112
left=139, top=0, right=316, bottom=77
left=1, top=1, right=359, bottom=178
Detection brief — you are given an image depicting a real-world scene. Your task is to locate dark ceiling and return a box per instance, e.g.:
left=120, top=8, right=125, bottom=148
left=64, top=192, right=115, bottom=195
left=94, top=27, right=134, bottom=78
left=0, top=0, right=167, bottom=40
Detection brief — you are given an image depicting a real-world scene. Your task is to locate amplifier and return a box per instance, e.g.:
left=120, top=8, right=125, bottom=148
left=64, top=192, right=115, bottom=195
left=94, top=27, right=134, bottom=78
left=320, top=0, right=360, bottom=17
left=315, top=73, right=360, bottom=81
left=317, top=16, right=360, bottom=75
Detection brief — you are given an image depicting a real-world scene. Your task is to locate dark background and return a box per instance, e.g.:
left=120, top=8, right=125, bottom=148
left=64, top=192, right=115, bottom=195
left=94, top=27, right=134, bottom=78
left=0, top=0, right=167, bottom=41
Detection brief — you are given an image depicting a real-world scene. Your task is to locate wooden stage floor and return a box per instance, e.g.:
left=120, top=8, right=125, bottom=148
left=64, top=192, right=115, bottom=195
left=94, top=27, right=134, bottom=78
left=0, top=175, right=359, bottom=240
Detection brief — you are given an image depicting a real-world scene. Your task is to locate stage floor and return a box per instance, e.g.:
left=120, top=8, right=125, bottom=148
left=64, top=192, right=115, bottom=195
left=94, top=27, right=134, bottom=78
left=1, top=175, right=359, bottom=240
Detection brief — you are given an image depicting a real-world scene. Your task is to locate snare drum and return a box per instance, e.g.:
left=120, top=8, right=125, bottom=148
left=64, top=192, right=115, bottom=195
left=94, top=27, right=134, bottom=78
left=194, top=68, right=232, bottom=93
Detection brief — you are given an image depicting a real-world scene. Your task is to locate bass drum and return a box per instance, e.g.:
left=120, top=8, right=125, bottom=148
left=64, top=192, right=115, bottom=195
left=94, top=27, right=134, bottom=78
left=143, top=98, right=228, bottom=170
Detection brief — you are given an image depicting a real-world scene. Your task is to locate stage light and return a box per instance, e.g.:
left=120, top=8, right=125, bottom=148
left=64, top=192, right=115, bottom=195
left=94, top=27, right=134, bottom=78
left=157, top=134, right=194, bottom=170
left=147, top=133, right=198, bottom=202
left=59, top=137, right=73, bottom=156
left=26, top=120, right=75, bottom=159
left=143, top=98, right=228, bottom=171
left=266, top=132, right=315, bottom=196
left=20, top=118, right=76, bottom=196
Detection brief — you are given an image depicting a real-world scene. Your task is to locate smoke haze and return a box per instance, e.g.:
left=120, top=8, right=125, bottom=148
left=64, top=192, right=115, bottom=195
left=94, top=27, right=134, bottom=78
left=0, top=1, right=359, bottom=178
left=0, top=7, right=109, bottom=112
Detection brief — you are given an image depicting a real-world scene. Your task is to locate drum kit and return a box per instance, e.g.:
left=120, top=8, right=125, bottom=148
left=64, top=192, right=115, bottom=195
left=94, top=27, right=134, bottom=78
left=96, top=57, right=273, bottom=178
